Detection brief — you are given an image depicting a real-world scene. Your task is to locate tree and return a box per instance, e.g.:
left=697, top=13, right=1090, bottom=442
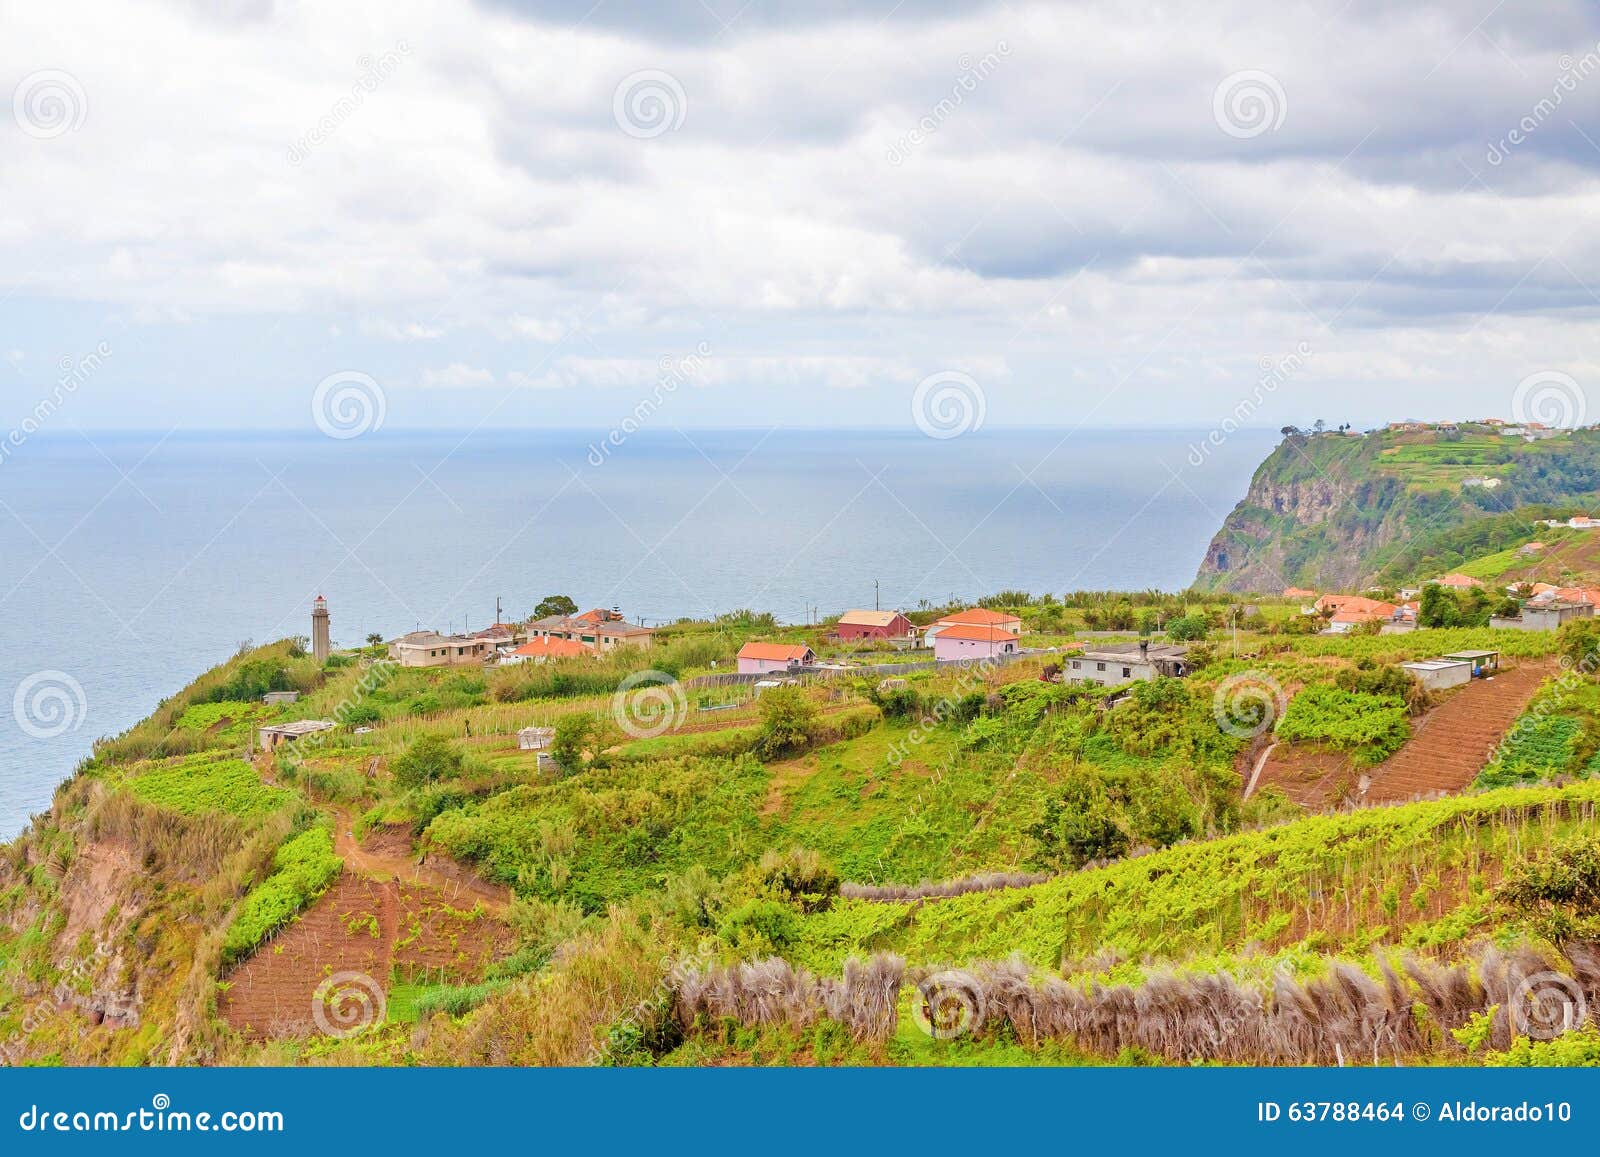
left=392, top=734, right=464, bottom=788
left=1558, top=618, right=1600, bottom=674
left=754, top=686, right=818, bottom=758
left=534, top=594, right=578, bottom=619
left=550, top=713, right=615, bottom=775
left=1027, top=767, right=1129, bottom=869
left=1166, top=613, right=1209, bottom=641
left=1417, top=583, right=1461, bottom=628
left=1498, top=836, right=1600, bottom=944
left=366, top=632, right=384, bottom=647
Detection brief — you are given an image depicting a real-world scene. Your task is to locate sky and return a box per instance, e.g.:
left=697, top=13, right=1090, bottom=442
left=6, top=0, right=1600, bottom=434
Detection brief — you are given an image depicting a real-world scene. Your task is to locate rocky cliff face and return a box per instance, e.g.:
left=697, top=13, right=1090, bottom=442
left=1194, top=434, right=1391, bottom=592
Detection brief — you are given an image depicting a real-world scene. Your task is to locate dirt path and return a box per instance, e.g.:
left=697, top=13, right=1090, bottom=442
left=330, top=812, right=510, bottom=913
left=1360, top=660, right=1554, bottom=804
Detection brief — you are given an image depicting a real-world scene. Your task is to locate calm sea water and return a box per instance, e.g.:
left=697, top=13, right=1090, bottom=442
left=0, top=426, right=1274, bottom=835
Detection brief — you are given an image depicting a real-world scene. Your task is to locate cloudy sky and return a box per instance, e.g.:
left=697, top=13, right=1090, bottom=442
left=6, top=0, right=1600, bottom=432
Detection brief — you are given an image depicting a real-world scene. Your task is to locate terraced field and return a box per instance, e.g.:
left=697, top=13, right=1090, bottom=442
left=1361, top=661, right=1553, bottom=803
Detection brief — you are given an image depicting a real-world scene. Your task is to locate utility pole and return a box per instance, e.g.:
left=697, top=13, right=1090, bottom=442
left=874, top=579, right=880, bottom=611
left=496, top=596, right=503, bottom=625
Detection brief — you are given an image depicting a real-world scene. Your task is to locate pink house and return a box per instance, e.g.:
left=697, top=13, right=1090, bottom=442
left=932, top=623, right=1019, bottom=662
left=737, top=642, right=815, bottom=674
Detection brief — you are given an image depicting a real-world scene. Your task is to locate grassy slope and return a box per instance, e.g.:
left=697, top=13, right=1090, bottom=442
left=1, top=614, right=1594, bottom=1067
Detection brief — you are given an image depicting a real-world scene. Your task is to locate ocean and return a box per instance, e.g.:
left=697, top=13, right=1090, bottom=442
left=0, top=425, right=1274, bottom=836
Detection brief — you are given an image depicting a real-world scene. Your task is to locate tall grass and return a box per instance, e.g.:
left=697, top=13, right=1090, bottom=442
left=674, top=942, right=1600, bottom=1064
left=675, top=954, right=905, bottom=1045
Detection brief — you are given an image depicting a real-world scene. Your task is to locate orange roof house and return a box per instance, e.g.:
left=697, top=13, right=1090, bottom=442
left=933, top=607, right=1023, bottom=634
left=1432, top=573, right=1484, bottom=589
left=507, top=636, right=594, bottom=662
left=1313, top=594, right=1396, bottom=619
left=1282, top=587, right=1318, bottom=599
left=737, top=641, right=815, bottom=674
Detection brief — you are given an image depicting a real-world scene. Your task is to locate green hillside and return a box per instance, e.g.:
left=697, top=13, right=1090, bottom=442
left=1194, top=423, right=1600, bottom=593
left=3, top=610, right=1599, bottom=1068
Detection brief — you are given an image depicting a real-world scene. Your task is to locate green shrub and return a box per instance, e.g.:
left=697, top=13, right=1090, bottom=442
left=221, top=826, right=342, bottom=963
left=754, top=687, right=818, bottom=758
left=393, top=734, right=464, bottom=788
left=1497, top=835, right=1600, bottom=944
left=719, top=898, right=799, bottom=952
left=200, top=659, right=292, bottom=704
left=1275, top=684, right=1410, bottom=765
left=757, top=847, right=840, bottom=912
left=341, top=703, right=382, bottom=727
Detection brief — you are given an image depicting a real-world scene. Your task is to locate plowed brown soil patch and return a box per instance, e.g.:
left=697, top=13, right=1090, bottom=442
left=219, top=835, right=513, bottom=1039
left=1361, top=661, right=1553, bottom=804
left=1250, top=744, right=1359, bottom=809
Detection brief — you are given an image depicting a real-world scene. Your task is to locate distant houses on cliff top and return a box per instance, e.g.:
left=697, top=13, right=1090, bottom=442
left=386, top=606, right=657, bottom=668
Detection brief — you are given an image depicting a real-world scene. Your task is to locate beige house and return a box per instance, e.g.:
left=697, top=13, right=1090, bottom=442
left=527, top=608, right=655, bottom=652
left=387, top=631, right=494, bottom=668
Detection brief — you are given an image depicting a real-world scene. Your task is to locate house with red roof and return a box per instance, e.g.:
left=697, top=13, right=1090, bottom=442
left=935, top=607, right=1022, bottom=632
left=1431, top=573, right=1484, bottom=589
left=1312, top=593, right=1398, bottom=633
left=502, top=636, right=595, bottom=665
left=834, top=609, right=915, bottom=640
left=737, top=642, right=816, bottom=675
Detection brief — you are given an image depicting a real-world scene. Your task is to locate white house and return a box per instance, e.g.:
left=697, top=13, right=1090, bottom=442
left=1065, top=642, right=1190, bottom=687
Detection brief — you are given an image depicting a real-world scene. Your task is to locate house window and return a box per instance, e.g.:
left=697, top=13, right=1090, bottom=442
left=1096, top=662, right=1106, bottom=671
left=1122, top=667, right=1131, bottom=678
left=1071, top=660, right=1081, bottom=669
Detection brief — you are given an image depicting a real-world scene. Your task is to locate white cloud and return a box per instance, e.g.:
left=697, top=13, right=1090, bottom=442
left=361, top=319, right=445, bottom=341
left=418, top=362, right=496, bottom=389
left=5, top=0, right=1600, bottom=428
